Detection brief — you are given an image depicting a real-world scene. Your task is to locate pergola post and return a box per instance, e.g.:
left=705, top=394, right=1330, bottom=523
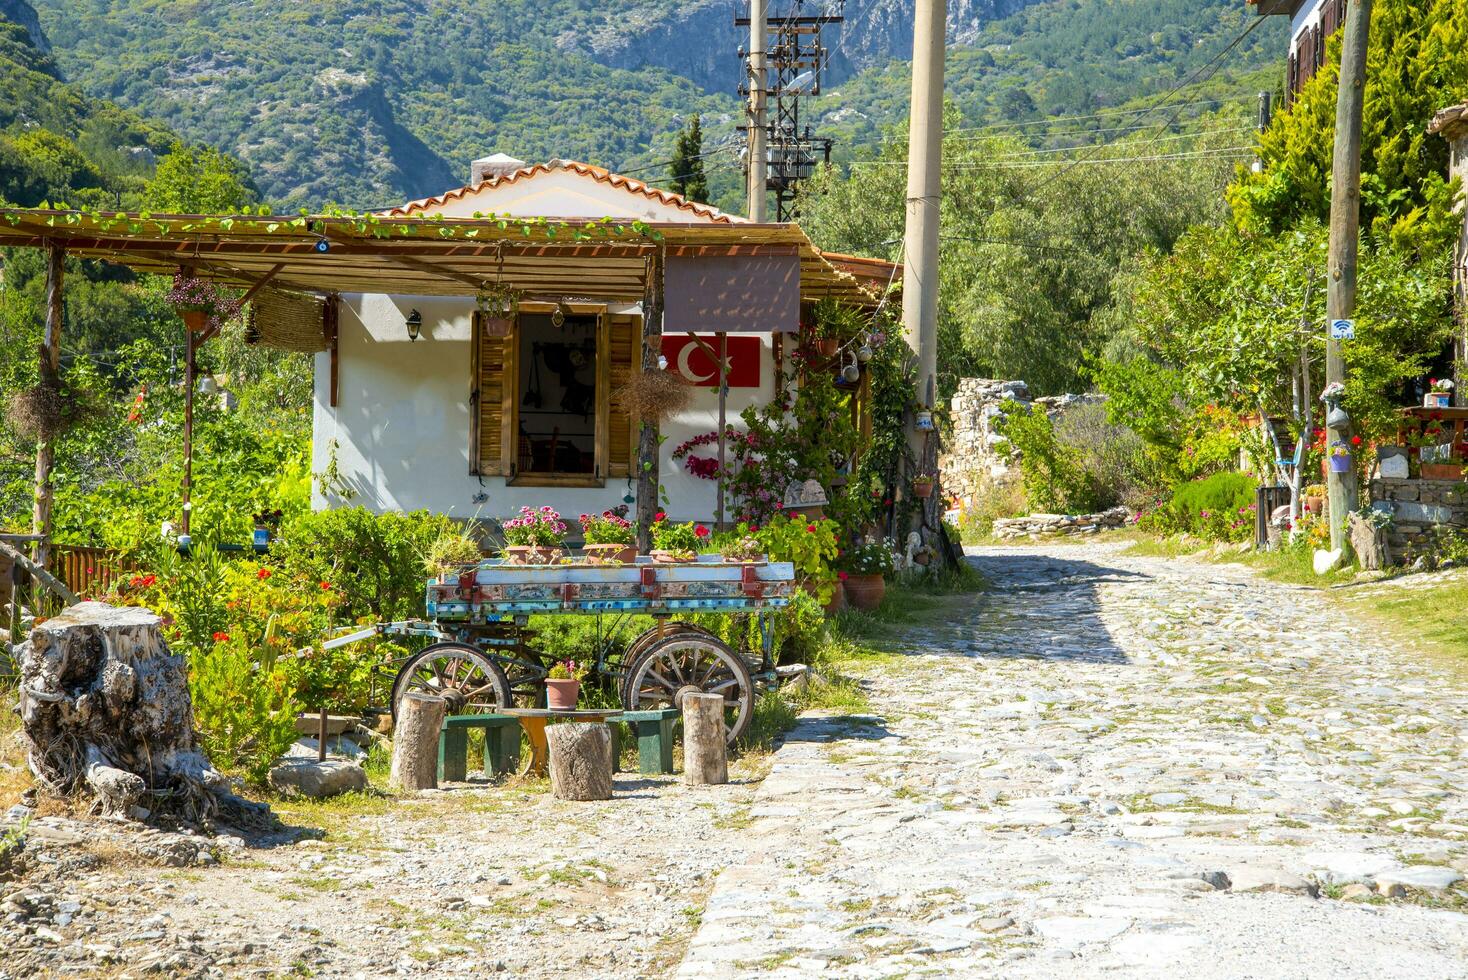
left=31, top=240, right=63, bottom=585
left=636, top=251, right=665, bottom=552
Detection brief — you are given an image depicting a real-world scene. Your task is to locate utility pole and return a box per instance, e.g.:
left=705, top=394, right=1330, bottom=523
left=747, top=0, right=768, bottom=221
left=902, top=0, right=942, bottom=414
left=1323, top=0, right=1372, bottom=554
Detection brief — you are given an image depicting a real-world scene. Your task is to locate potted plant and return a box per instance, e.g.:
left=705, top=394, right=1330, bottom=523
left=912, top=474, right=935, bottom=499
left=1421, top=447, right=1466, bottom=481
left=1304, top=483, right=1326, bottom=516
left=167, top=273, right=240, bottom=333
left=579, top=510, right=636, bottom=564
left=1426, top=377, right=1454, bottom=408
left=545, top=660, right=583, bottom=710
left=424, top=531, right=483, bottom=580
left=500, top=506, right=567, bottom=564
left=650, top=514, right=706, bottom=563
left=839, top=541, right=894, bottom=611
left=718, top=534, right=764, bottom=563
left=1328, top=443, right=1353, bottom=474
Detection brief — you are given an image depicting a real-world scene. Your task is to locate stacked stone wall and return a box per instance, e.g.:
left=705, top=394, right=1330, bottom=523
left=1369, top=479, right=1468, bottom=557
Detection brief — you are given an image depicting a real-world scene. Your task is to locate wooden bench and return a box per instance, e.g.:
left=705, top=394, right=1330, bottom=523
left=615, top=708, right=681, bottom=775
left=438, top=714, right=521, bottom=782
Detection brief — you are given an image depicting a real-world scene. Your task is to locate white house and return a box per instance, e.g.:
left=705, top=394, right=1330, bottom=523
left=308, top=156, right=895, bottom=526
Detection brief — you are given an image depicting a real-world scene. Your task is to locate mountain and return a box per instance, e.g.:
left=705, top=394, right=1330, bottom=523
left=0, top=0, right=179, bottom=208
left=23, top=0, right=1286, bottom=212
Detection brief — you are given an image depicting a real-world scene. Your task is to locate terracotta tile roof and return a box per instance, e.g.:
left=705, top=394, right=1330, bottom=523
left=387, top=159, right=741, bottom=223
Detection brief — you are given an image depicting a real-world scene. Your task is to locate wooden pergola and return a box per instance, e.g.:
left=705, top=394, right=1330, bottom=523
left=0, top=208, right=898, bottom=553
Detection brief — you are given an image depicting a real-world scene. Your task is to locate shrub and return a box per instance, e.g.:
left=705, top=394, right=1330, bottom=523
left=189, top=634, right=301, bottom=785
left=276, top=507, right=452, bottom=621
left=1053, top=402, right=1159, bottom=509
left=1144, top=471, right=1259, bottom=542
left=994, top=403, right=1104, bottom=513
left=751, top=515, right=839, bottom=602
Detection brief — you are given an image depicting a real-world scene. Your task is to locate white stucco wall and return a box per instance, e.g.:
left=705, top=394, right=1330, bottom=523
left=312, top=296, right=778, bottom=526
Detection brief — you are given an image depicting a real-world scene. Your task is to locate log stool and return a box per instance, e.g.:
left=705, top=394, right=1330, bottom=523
left=546, top=722, right=613, bottom=800
left=437, top=714, right=522, bottom=782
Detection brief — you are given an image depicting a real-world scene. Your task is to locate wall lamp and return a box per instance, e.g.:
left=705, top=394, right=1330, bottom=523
left=406, top=308, right=423, bottom=342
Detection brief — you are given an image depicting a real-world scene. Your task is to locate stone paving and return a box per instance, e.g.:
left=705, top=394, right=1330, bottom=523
left=679, top=541, right=1468, bottom=978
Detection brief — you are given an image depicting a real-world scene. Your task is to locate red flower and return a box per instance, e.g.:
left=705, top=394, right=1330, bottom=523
left=320, top=581, right=331, bottom=591
left=694, top=525, right=710, bottom=538
left=837, top=570, right=849, bottom=581
left=257, top=567, right=272, bottom=580
left=655, top=511, right=666, bottom=521
left=806, top=524, right=816, bottom=533
left=211, top=631, right=230, bottom=643
left=748, top=524, right=759, bottom=533
left=1351, top=435, right=1362, bottom=446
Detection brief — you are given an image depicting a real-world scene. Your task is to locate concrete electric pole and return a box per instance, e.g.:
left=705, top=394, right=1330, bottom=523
left=1323, top=0, right=1373, bottom=554
left=902, top=0, right=943, bottom=412
left=747, top=0, right=768, bottom=222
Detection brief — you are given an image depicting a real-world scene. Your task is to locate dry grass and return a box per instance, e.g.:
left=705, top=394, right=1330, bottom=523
left=0, top=699, right=30, bottom=809
left=615, top=369, right=692, bottom=422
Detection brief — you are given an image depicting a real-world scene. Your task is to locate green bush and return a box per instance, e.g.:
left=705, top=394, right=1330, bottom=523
left=276, top=508, right=454, bottom=621
left=189, top=635, right=301, bottom=784
left=1144, top=471, right=1258, bottom=542
left=995, top=404, right=1104, bottom=514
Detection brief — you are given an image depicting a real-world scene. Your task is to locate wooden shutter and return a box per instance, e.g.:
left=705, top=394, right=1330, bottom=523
left=474, top=311, right=515, bottom=476
left=606, top=314, right=638, bottom=478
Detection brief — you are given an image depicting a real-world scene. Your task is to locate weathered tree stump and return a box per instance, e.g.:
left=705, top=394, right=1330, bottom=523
left=389, top=693, right=446, bottom=792
left=1349, top=511, right=1391, bottom=571
left=17, top=601, right=269, bottom=828
left=683, top=693, right=728, bottom=786
left=546, top=722, right=613, bottom=800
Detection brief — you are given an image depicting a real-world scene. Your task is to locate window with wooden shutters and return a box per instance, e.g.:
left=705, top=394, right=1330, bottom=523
left=605, top=315, right=638, bottom=478
left=472, top=311, right=514, bottom=476
left=473, top=304, right=631, bottom=486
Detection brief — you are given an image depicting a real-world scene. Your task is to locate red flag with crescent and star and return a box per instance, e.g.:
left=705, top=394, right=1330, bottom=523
left=660, top=335, right=760, bottom=388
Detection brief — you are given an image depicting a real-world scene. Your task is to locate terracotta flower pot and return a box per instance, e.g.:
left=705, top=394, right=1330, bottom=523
left=583, top=543, right=637, bottom=564
left=650, top=549, right=696, bottom=563
left=912, top=480, right=934, bottom=499
left=842, top=573, right=886, bottom=611
left=503, top=545, right=563, bottom=565
left=545, top=678, right=580, bottom=710
left=178, top=308, right=209, bottom=332
left=1305, top=496, right=1324, bottom=516
left=1421, top=462, right=1464, bottom=481
left=815, top=338, right=838, bottom=358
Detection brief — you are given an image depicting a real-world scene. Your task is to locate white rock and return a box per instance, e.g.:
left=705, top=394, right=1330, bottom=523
left=1034, top=916, right=1132, bottom=946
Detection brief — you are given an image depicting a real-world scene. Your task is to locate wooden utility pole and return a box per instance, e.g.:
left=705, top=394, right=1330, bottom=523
left=1324, top=0, right=1373, bottom=554
left=31, top=241, right=63, bottom=585
left=636, top=252, right=665, bottom=553
left=902, top=0, right=943, bottom=412
left=747, top=0, right=769, bottom=221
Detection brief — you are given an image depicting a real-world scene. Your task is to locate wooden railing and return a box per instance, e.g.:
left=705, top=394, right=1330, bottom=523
left=48, top=544, right=135, bottom=598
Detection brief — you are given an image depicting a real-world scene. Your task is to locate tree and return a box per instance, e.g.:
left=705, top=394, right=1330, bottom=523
left=144, top=141, right=259, bottom=214
left=668, top=115, right=709, bottom=203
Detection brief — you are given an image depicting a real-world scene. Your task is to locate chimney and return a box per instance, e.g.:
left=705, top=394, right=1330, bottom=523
left=471, top=153, right=527, bottom=184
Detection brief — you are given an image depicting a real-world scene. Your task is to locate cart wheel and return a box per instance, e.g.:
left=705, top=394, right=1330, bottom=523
left=390, top=642, right=512, bottom=719
left=616, top=622, right=714, bottom=705
left=622, top=633, right=754, bottom=745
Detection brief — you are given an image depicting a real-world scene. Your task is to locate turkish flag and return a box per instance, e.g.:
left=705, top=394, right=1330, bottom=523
left=661, top=334, right=761, bottom=388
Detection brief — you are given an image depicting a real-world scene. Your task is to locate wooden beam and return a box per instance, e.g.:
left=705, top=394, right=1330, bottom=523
left=325, top=294, right=340, bottom=408
left=31, top=240, right=63, bottom=586
left=636, top=251, right=664, bottom=554
left=0, top=538, right=78, bottom=607
left=193, top=262, right=289, bottom=348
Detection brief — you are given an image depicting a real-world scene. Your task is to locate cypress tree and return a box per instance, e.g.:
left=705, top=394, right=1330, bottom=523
left=669, top=115, right=709, bottom=203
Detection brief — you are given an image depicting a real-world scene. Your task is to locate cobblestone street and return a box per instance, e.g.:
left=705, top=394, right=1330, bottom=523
left=680, top=541, right=1468, bottom=977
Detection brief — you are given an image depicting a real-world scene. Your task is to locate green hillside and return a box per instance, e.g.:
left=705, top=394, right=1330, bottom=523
left=25, top=0, right=1287, bottom=212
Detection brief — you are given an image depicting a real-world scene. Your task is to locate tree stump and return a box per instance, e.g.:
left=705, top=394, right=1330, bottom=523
left=390, top=693, right=446, bottom=792
left=1349, top=511, right=1391, bottom=571
left=683, top=693, right=728, bottom=786
left=546, top=723, right=613, bottom=801
left=17, top=601, right=269, bottom=828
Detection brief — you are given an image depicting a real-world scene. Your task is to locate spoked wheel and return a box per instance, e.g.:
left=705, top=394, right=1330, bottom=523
left=390, top=642, right=512, bottom=719
left=617, top=622, right=714, bottom=705
left=622, top=633, right=754, bottom=745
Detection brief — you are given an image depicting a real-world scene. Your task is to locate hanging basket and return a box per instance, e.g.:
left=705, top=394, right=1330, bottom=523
left=178, top=309, right=209, bottom=333
left=1328, top=454, right=1352, bottom=474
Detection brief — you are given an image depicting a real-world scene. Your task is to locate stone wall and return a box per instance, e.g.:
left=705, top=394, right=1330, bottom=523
left=940, top=377, right=1105, bottom=504
left=1369, top=479, right=1468, bottom=557
left=991, top=506, right=1130, bottom=540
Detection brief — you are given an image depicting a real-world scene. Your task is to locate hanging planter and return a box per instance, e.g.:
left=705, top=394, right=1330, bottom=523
left=815, top=337, right=839, bottom=358
left=1328, top=448, right=1352, bottom=474
left=912, top=475, right=935, bottom=499
left=167, top=274, right=240, bottom=334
